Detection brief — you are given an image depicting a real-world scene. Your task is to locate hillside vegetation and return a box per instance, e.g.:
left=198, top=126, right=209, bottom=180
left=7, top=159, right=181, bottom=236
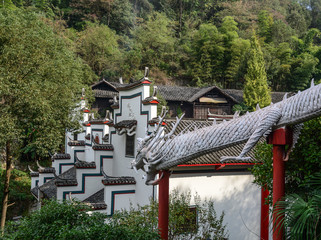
left=2, top=0, right=321, bottom=91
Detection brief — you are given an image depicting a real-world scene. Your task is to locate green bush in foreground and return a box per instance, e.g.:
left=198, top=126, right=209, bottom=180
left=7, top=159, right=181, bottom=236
left=3, top=190, right=227, bottom=240
left=112, top=189, right=228, bottom=240
left=3, top=200, right=160, bottom=240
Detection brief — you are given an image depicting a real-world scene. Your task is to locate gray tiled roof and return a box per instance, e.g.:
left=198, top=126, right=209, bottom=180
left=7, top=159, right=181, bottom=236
left=114, top=120, right=137, bottom=128
left=93, top=89, right=118, bottom=98
left=68, top=140, right=85, bottom=146
left=75, top=161, right=96, bottom=168
left=52, top=153, right=71, bottom=160
left=38, top=167, right=55, bottom=173
left=92, top=80, right=288, bottom=104
left=30, top=172, right=39, bottom=177
left=164, top=119, right=262, bottom=164
left=83, top=189, right=107, bottom=210
left=92, top=144, right=114, bottom=151
left=38, top=167, right=76, bottom=199
left=83, top=189, right=104, bottom=203
left=157, top=85, right=200, bottom=102
left=102, top=176, right=136, bottom=185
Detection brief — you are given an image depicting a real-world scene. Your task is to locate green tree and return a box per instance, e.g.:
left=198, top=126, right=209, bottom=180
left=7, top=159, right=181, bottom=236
left=189, top=23, right=224, bottom=86
left=76, top=22, right=121, bottom=77
left=131, top=12, right=176, bottom=77
left=258, top=10, right=273, bottom=43
left=0, top=8, right=88, bottom=229
left=243, top=32, right=271, bottom=110
left=69, top=0, right=134, bottom=33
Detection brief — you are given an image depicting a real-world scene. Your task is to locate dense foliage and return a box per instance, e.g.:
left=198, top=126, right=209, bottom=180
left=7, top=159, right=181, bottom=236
left=0, top=169, right=32, bottom=218
left=112, top=189, right=228, bottom=240
left=3, top=200, right=160, bottom=240
left=0, top=8, right=88, bottom=227
left=1, top=0, right=321, bottom=90
left=274, top=172, right=321, bottom=239
left=2, top=191, right=227, bottom=240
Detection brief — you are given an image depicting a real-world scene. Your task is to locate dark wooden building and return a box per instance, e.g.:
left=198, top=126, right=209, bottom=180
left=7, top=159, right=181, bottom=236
left=91, top=80, right=287, bottom=119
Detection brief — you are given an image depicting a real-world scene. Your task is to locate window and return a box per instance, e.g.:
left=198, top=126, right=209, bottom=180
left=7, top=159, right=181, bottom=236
left=73, top=133, right=78, bottom=141
left=126, top=134, right=135, bottom=157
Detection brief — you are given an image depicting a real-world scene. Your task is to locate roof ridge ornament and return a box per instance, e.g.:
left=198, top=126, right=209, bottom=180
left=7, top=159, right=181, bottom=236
left=132, top=80, right=321, bottom=185
left=28, top=165, right=36, bottom=173
left=144, top=67, right=149, bottom=79
left=36, top=160, right=45, bottom=171
left=152, top=86, right=158, bottom=97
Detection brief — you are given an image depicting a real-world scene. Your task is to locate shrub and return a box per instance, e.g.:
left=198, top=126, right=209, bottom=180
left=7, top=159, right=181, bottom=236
left=3, top=200, right=160, bottom=240
left=112, top=189, right=229, bottom=240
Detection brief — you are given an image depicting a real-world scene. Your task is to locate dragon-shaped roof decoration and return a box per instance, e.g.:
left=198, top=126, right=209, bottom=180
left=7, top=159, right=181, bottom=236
left=131, top=80, right=321, bottom=185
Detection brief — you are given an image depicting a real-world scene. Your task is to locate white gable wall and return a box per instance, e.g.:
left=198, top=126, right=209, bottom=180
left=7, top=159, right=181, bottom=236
left=169, top=172, right=261, bottom=240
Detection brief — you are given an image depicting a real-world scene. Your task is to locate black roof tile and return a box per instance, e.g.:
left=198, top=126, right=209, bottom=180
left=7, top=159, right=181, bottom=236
left=38, top=167, right=76, bottom=199
left=102, top=176, right=136, bottom=185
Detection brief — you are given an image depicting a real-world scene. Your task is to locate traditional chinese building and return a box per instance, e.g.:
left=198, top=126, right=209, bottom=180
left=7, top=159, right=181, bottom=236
left=30, top=74, right=286, bottom=239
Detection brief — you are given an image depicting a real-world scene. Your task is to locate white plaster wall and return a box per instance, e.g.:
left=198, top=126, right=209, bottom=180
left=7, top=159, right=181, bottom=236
left=104, top=184, right=136, bottom=215
left=38, top=173, right=54, bottom=186
left=52, top=159, right=74, bottom=175
left=31, top=176, right=39, bottom=189
left=111, top=83, right=156, bottom=208
left=169, top=173, right=261, bottom=240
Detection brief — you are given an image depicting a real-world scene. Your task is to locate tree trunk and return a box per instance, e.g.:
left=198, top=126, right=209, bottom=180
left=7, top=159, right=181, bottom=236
left=179, top=0, right=183, bottom=33
left=1, top=142, right=13, bottom=232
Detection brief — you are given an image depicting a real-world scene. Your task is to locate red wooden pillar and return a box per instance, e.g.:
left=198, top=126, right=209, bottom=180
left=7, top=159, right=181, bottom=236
left=268, top=128, right=292, bottom=240
left=158, top=170, right=170, bottom=240
left=260, top=186, right=269, bottom=240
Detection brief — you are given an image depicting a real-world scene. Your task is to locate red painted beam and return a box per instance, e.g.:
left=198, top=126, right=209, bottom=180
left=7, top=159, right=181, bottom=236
left=158, top=170, right=170, bottom=240
left=261, top=185, right=269, bottom=240
left=177, top=163, right=255, bottom=167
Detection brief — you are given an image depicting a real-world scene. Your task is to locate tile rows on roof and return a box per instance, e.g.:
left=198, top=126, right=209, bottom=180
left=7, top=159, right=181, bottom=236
left=83, top=189, right=104, bottom=203
left=92, top=144, right=114, bottom=151
left=92, top=79, right=288, bottom=104
left=55, top=178, right=78, bottom=186
left=68, top=140, right=85, bottom=146
left=114, top=120, right=137, bottom=129
left=89, top=119, right=109, bottom=125
left=164, top=118, right=212, bottom=135
left=83, top=189, right=107, bottom=210
left=93, top=89, right=118, bottom=98
left=157, top=85, right=200, bottom=102
left=75, top=161, right=96, bottom=168
left=183, top=138, right=265, bottom=165
left=102, top=176, right=136, bottom=185
left=38, top=167, right=55, bottom=174
left=52, top=153, right=71, bottom=160
left=164, top=118, right=264, bottom=165
left=115, top=78, right=151, bottom=91
left=38, top=167, right=76, bottom=199
left=30, top=172, right=39, bottom=177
